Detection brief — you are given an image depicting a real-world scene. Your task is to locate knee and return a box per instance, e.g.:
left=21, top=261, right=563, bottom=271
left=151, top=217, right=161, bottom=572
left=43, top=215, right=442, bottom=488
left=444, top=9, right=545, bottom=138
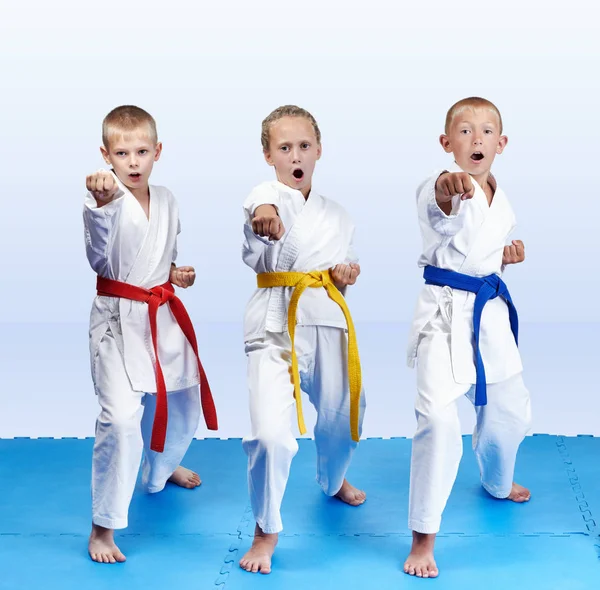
left=493, top=394, right=532, bottom=438
left=504, top=408, right=532, bottom=438
left=415, top=404, right=460, bottom=444
left=98, top=410, right=140, bottom=439
left=245, top=429, right=298, bottom=460
left=480, top=411, right=531, bottom=450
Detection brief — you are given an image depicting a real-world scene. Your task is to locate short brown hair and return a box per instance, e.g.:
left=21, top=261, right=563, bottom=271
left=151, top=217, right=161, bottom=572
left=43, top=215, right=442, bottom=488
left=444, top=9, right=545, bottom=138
left=261, top=105, right=321, bottom=151
left=445, top=97, right=503, bottom=134
left=102, top=105, right=158, bottom=148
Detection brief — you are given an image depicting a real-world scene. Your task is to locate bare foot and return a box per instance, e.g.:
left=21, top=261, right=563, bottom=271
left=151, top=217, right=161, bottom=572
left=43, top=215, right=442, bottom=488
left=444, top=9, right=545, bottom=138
left=88, top=524, right=126, bottom=564
left=404, top=531, right=439, bottom=578
left=239, top=524, right=278, bottom=574
left=507, top=482, right=531, bottom=503
left=334, top=479, right=366, bottom=506
left=168, top=466, right=201, bottom=489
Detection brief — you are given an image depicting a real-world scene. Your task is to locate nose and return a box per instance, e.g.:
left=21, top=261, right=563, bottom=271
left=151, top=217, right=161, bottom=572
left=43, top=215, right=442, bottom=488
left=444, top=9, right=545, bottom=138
left=129, top=155, right=139, bottom=168
left=290, top=147, right=301, bottom=163
left=473, top=134, right=483, bottom=146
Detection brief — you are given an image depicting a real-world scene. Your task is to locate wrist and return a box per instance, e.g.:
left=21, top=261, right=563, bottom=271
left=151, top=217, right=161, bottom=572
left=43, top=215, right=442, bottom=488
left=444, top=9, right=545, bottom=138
left=93, top=196, right=114, bottom=208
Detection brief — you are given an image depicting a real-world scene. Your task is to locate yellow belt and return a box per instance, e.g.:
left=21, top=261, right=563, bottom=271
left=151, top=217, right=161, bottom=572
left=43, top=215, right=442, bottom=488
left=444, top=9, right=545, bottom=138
left=257, top=270, right=362, bottom=442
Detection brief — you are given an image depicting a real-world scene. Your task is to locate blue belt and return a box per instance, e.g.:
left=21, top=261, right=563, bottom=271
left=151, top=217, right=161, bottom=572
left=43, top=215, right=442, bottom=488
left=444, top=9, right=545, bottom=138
left=423, top=265, right=519, bottom=405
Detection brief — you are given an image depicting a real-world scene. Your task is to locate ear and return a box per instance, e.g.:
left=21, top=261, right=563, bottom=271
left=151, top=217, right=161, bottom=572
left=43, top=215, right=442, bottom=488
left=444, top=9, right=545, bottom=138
left=316, top=142, right=322, bottom=161
left=154, top=142, right=163, bottom=161
left=263, top=149, right=275, bottom=167
left=100, top=145, right=112, bottom=165
left=439, top=134, right=452, bottom=153
left=496, top=135, right=508, bottom=154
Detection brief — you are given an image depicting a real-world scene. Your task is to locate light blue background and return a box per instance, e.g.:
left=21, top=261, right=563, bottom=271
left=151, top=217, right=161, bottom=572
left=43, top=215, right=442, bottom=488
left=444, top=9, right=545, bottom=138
left=0, top=2, right=598, bottom=438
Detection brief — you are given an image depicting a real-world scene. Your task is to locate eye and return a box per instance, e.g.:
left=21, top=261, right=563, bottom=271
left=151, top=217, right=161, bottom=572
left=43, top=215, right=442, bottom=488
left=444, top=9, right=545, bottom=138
left=484, top=129, right=493, bottom=134
left=460, top=129, right=470, bottom=135
left=139, top=149, right=148, bottom=155
left=280, top=145, right=290, bottom=152
left=301, top=142, right=310, bottom=149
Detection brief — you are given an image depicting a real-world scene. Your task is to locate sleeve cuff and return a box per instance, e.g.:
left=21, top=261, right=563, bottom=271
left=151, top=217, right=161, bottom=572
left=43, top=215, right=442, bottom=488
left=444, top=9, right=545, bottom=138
left=243, top=182, right=280, bottom=224
left=83, top=189, right=125, bottom=216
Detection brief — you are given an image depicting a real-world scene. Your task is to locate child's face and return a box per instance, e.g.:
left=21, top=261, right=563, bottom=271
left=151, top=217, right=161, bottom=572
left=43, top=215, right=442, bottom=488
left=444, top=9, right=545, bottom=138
left=100, top=127, right=162, bottom=192
left=264, top=116, right=321, bottom=197
left=440, top=108, right=507, bottom=176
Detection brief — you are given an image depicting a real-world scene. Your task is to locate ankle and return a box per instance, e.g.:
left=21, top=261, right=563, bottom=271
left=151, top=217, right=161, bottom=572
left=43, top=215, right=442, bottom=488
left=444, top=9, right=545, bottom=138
left=412, top=531, right=436, bottom=549
left=91, top=524, right=114, bottom=537
left=254, top=524, right=278, bottom=541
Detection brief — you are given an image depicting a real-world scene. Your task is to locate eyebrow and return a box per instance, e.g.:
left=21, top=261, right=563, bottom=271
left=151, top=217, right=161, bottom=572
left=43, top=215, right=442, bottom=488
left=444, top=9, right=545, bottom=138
left=113, top=145, right=152, bottom=151
left=276, top=138, right=312, bottom=145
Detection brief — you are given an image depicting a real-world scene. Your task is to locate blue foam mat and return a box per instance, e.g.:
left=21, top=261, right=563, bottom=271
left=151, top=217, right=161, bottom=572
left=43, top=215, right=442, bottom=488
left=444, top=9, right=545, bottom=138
left=1, top=436, right=599, bottom=589
left=442, top=434, right=585, bottom=534
left=0, top=438, right=249, bottom=534
left=0, top=436, right=592, bottom=536
left=555, top=435, right=600, bottom=536
left=0, top=534, right=231, bottom=590
left=128, top=439, right=249, bottom=534
left=272, top=435, right=586, bottom=535
left=225, top=533, right=598, bottom=590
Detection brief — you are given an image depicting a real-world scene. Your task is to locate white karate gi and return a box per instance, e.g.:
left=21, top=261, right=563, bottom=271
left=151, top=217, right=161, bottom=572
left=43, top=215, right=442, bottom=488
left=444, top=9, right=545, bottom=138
left=84, top=172, right=201, bottom=529
left=242, top=181, right=366, bottom=534
left=407, top=164, right=532, bottom=534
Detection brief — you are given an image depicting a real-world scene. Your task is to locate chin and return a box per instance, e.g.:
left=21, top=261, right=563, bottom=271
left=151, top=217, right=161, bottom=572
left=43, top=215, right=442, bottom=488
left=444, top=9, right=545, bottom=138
left=459, top=163, right=490, bottom=176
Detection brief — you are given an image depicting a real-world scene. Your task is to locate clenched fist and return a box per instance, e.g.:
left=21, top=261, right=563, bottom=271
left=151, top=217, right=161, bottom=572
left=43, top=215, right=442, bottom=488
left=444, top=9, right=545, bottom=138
left=170, top=265, right=196, bottom=288
left=331, top=263, right=361, bottom=289
left=502, top=240, right=525, bottom=265
left=86, top=170, right=120, bottom=204
left=435, top=172, right=475, bottom=203
left=252, top=204, right=285, bottom=241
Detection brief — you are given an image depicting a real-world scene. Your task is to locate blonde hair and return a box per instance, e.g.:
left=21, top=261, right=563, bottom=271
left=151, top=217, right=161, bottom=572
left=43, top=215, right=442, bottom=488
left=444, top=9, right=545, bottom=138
left=261, top=105, right=321, bottom=151
left=102, top=105, right=158, bottom=148
left=445, top=97, right=503, bottom=134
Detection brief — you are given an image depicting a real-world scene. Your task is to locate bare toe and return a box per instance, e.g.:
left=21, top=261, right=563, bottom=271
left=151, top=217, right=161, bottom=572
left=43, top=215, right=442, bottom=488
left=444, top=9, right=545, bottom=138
left=168, top=466, right=202, bottom=489
left=334, top=479, right=366, bottom=507
left=508, top=482, right=531, bottom=503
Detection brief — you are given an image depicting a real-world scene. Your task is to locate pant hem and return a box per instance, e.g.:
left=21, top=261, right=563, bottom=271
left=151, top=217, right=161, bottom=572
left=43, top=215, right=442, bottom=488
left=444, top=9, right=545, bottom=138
left=408, top=520, right=440, bottom=535
left=256, top=518, right=283, bottom=535
left=317, top=479, right=342, bottom=497
left=92, top=515, right=127, bottom=530
left=482, top=482, right=511, bottom=499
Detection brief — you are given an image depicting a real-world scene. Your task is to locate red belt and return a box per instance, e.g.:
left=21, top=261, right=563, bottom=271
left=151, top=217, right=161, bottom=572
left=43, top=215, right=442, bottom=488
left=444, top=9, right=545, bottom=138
left=96, top=276, right=218, bottom=452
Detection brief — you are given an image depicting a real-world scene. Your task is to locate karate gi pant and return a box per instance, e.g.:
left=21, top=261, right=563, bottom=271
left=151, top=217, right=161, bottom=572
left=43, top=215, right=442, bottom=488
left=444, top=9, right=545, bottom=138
left=409, top=311, right=532, bottom=535
left=242, top=326, right=366, bottom=534
left=91, top=328, right=200, bottom=529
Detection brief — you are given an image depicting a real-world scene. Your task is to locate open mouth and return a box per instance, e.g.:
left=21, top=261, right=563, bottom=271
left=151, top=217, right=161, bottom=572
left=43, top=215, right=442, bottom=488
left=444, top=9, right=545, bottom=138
left=129, top=173, right=141, bottom=179
left=471, top=152, right=484, bottom=162
left=292, top=168, right=304, bottom=180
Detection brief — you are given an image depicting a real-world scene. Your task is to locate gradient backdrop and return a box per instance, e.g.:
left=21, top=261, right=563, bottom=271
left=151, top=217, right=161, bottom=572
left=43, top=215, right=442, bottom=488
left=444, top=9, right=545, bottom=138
left=1, top=1, right=598, bottom=440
